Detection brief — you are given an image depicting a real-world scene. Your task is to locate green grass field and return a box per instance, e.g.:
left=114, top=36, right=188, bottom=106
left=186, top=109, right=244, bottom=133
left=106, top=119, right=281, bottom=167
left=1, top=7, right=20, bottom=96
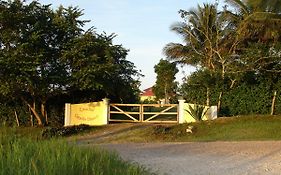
left=151, top=115, right=281, bottom=142
left=0, top=128, right=151, bottom=175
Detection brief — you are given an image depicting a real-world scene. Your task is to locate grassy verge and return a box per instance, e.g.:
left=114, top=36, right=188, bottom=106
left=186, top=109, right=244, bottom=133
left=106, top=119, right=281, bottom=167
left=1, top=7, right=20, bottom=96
left=73, top=115, right=281, bottom=143
left=1, top=115, right=280, bottom=174
left=0, top=127, right=151, bottom=175
left=151, top=115, right=281, bottom=142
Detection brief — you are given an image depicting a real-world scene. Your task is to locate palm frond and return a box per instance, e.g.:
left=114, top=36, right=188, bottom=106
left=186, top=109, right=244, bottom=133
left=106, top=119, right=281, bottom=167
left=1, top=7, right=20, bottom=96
left=170, top=22, right=190, bottom=38
left=237, top=11, right=281, bottom=42
left=163, top=43, right=186, bottom=59
left=248, top=0, right=281, bottom=13
left=225, top=0, right=250, bottom=15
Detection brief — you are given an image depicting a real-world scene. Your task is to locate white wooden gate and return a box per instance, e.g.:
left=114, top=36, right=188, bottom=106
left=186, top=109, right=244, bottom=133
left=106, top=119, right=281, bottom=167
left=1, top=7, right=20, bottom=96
left=109, top=104, right=178, bottom=123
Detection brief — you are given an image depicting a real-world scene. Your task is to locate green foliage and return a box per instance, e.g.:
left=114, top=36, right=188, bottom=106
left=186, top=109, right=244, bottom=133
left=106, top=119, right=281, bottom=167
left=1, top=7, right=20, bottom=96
left=152, top=125, right=172, bottom=135
left=223, top=0, right=281, bottom=76
left=0, top=129, right=151, bottom=175
left=181, top=72, right=281, bottom=116
left=177, top=115, right=281, bottom=141
left=276, top=91, right=281, bottom=114
left=225, top=0, right=281, bottom=43
left=149, top=115, right=281, bottom=142
left=166, top=1, right=281, bottom=116
left=164, top=3, right=224, bottom=70
left=179, top=69, right=223, bottom=105
left=180, top=82, right=206, bottom=105
left=0, top=0, right=87, bottom=125
left=153, top=59, right=178, bottom=102
left=221, top=82, right=271, bottom=116
left=141, top=98, right=158, bottom=104
left=0, top=0, right=141, bottom=126
left=0, top=96, right=31, bottom=126
left=63, top=32, right=141, bottom=103
left=186, top=104, right=209, bottom=121
left=41, top=124, right=94, bottom=138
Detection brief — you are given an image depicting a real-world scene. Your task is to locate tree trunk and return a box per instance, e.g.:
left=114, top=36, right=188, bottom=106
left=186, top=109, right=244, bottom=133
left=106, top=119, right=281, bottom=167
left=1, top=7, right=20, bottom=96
left=217, top=91, right=223, bottom=113
left=219, top=63, right=226, bottom=115
left=164, top=83, right=168, bottom=104
left=29, top=108, right=34, bottom=127
left=28, top=103, right=43, bottom=126
left=206, top=87, right=210, bottom=106
left=14, top=110, right=20, bottom=127
left=41, top=101, right=48, bottom=125
left=21, top=98, right=43, bottom=126
left=271, top=90, right=277, bottom=115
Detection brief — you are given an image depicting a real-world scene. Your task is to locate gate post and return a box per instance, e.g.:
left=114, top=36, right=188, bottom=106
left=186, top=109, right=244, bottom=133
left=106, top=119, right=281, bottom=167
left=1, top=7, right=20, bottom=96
left=64, top=103, right=71, bottom=126
left=103, top=98, right=110, bottom=125
left=178, top=99, right=186, bottom=124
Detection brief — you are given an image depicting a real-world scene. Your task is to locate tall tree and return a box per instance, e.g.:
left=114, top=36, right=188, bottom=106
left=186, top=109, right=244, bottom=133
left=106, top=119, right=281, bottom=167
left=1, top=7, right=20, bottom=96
left=153, top=59, right=178, bottom=103
left=163, top=3, right=237, bottom=108
left=0, top=0, right=141, bottom=126
left=164, top=3, right=221, bottom=70
left=0, top=0, right=79, bottom=125
left=62, top=31, right=141, bottom=103
left=225, top=0, right=281, bottom=114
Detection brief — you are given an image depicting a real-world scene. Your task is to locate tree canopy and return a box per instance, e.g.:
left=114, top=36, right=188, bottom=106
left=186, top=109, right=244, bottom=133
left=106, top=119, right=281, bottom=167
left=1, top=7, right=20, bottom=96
left=165, top=0, right=281, bottom=115
left=0, top=0, right=140, bottom=126
left=153, top=59, right=178, bottom=103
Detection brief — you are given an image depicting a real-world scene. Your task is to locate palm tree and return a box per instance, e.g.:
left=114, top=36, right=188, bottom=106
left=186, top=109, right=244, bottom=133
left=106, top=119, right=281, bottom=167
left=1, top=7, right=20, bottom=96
left=226, top=0, right=281, bottom=14
left=225, top=0, right=281, bottom=43
left=225, top=0, right=281, bottom=115
left=165, top=1, right=281, bottom=113
left=164, top=3, right=231, bottom=108
left=164, top=3, right=221, bottom=71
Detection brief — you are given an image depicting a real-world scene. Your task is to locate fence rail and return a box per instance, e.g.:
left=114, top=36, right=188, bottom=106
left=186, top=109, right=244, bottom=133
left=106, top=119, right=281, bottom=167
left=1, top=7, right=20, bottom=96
left=109, top=103, right=178, bottom=123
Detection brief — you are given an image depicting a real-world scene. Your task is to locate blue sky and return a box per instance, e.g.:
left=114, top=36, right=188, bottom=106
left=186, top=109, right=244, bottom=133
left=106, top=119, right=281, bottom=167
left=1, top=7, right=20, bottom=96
left=39, top=0, right=216, bottom=89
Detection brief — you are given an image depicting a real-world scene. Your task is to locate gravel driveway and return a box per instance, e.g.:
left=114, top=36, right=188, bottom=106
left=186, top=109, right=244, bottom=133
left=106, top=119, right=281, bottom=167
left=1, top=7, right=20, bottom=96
left=100, top=141, right=281, bottom=175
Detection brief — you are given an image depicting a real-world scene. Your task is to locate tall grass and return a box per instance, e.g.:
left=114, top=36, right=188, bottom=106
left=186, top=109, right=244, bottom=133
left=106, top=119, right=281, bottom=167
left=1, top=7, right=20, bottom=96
left=0, top=127, right=150, bottom=175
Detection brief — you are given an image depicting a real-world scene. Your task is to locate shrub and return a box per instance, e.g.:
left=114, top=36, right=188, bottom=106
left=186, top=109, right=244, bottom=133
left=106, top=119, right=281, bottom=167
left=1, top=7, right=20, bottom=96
left=186, top=104, right=209, bottom=121
left=41, top=124, right=93, bottom=138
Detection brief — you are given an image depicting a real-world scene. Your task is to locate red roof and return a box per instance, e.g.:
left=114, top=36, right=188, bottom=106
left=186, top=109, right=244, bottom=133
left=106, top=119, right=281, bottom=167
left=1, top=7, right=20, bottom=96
left=140, top=87, right=154, bottom=96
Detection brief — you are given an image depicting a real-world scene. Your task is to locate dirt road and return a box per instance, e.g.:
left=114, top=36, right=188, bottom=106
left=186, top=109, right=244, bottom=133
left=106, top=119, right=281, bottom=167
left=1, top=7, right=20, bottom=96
left=100, top=141, right=281, bottom=175
left=75, top=124, right=281, bottom=174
